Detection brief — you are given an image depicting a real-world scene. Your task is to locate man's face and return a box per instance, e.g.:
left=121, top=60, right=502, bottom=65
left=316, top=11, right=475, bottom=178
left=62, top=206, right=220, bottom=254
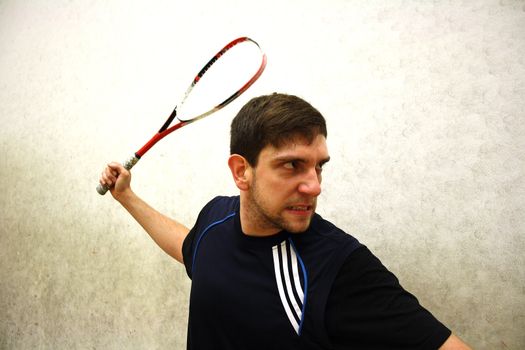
left=243, top=134, right=330, bottom=236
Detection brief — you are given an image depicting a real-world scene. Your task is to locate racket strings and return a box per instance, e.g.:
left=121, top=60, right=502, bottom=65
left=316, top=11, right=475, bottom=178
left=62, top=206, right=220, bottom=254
left=175, top=37, right=266, bottom=123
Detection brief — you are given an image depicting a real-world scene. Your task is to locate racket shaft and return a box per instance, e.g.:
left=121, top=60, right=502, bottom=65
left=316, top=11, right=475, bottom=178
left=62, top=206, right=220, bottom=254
left=96, top=155, right=140, bottom=195
left=136, top=121, right=186, bottom=158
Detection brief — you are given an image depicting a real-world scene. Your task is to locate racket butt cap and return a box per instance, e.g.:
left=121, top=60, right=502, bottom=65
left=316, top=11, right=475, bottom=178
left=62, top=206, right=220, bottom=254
left=96, top=183, right=110, bottom=195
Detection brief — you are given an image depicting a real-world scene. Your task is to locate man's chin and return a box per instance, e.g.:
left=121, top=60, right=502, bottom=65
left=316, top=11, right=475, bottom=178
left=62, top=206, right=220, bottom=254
left=282, top=218, right=313, bottom=234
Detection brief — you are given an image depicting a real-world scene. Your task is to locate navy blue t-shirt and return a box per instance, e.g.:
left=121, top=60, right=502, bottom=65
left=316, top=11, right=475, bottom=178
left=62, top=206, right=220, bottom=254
left=182, top=196, right=451, bottom=349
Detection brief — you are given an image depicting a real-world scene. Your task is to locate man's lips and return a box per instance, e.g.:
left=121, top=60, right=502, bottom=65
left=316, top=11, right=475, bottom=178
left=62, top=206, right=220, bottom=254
left=286, top=205, right=312, bottom=211
left=285, top=205, right=314, bottom=215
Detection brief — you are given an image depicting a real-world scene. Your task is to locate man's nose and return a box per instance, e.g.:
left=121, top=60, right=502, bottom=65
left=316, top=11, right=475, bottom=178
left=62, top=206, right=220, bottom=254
left=297, top=168, right=322, bottom=197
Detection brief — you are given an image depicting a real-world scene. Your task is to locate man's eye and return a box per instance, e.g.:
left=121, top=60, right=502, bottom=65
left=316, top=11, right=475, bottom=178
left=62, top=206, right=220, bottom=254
left=284, top=161, right=297, bottom=170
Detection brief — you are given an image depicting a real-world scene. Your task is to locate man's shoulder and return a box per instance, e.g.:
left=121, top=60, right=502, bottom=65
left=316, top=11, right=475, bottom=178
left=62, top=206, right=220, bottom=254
left=309, top=213, right=360, bottom=246
left=294, top=214, right=362, bottom=268
left=198, top=195, right=239, bottom=220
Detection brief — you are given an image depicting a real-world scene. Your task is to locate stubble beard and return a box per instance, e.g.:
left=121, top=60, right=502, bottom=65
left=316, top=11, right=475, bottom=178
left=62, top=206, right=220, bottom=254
left=247, top=176, right=315, bottom=234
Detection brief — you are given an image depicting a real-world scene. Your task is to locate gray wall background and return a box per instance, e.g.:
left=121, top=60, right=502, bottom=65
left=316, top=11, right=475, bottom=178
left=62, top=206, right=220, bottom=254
left=1, top=0, right=524, bottom=349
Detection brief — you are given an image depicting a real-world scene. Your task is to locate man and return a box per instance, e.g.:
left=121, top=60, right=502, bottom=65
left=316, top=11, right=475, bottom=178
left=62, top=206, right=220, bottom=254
left=100, top=93, right=471, bottom=349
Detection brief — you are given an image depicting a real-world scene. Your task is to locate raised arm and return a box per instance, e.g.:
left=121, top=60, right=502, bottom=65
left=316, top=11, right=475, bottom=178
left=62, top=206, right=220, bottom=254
left=99, top=162, right=189, bottom=264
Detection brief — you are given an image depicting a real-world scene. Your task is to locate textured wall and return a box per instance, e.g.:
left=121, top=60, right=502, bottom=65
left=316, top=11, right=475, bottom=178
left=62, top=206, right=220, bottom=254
left=1, top=1, right=524, bottom=349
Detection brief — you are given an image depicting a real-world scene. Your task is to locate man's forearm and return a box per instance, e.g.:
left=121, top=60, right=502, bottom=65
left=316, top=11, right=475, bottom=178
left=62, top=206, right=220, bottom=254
left=116, top=189, right=189, bottom=264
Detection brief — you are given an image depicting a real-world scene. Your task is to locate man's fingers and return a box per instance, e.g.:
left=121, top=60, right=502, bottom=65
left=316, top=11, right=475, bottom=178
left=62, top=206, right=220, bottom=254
left=108, top=162, right=131, bottom=177
left=97, top=161, right=133, bottom=198
left=99, top=162, right=124, bottom=187
left=99, top=170, right=113, bottom=187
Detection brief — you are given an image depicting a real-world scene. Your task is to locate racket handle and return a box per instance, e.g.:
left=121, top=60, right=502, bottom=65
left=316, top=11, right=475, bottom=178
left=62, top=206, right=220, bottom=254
left=96, top=155, right=140, bottom=195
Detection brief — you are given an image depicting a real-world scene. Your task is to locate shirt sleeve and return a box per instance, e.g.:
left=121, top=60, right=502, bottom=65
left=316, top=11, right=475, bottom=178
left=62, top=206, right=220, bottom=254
left=182, top=222, right=198, bottom=279
left=182, top=196, right=222, bottom=279
left=325, top=246, right=451, bottom=350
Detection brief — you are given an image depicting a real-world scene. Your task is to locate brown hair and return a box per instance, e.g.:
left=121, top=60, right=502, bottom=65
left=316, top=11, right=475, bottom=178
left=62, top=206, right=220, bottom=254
left=230, top=93, right=327, bottom=166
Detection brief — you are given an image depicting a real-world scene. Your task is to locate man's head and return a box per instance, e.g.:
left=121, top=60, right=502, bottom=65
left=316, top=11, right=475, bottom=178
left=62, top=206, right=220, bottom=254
left=228, top=93, right=330, bottom=236
left=230, top=93, right=327, bottom=166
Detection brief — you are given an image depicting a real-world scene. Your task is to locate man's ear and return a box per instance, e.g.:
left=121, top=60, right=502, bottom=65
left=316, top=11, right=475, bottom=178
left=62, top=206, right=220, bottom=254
left=228, top=154, right=252, bottom=191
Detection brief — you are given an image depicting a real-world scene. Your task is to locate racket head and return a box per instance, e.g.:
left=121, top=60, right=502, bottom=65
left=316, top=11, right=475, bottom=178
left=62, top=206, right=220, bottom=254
left=174, top=37, right=267, bottom=124
left=137, top=37, right=266, bottom=158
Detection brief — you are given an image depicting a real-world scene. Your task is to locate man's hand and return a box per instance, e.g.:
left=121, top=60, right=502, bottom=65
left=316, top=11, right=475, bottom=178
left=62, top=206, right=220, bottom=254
left=99, top=162, right=132, bottom=201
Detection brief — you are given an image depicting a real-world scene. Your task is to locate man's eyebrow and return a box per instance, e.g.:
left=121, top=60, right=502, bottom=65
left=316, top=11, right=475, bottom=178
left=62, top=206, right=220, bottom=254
left=272, top=155, right=331, bottom=165
left=272, top=155, right=303, bottom=162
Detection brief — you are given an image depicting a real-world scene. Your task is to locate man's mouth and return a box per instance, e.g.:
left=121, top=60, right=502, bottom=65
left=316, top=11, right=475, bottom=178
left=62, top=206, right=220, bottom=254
left=287, top=205, right=311, bottom=211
